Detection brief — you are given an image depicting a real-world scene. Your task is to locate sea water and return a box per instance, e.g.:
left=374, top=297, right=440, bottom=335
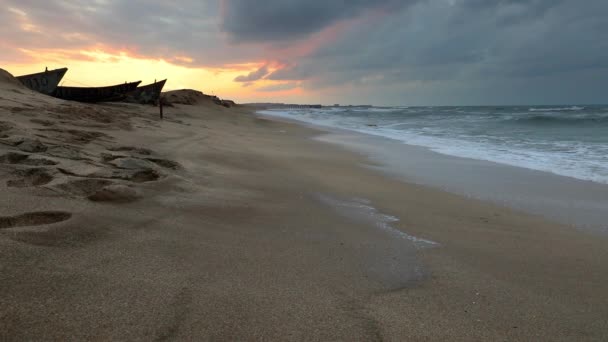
left=259, top=105, right=608, bottom=184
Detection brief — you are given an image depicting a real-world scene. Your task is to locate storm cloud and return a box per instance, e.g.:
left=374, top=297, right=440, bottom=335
left=234, top=65, right=270, bottom=82
left=2, top=0, right=608, bottom=104
left=220, top=0, right=413, bottom=42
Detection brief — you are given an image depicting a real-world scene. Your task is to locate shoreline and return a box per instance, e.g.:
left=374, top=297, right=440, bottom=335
left=256, top=110, right=608, bottom=233
left=2, top=84, right=608, bottom=340
left=256, top=106, right=608, bottom=185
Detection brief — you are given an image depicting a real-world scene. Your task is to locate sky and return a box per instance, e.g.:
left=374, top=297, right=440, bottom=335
left=1, top=0, right=607, bottom=106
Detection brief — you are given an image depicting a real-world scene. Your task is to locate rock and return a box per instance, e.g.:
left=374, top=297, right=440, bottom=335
left=88, top=184, right=141, bottom=203
left=17, top=139, right=47, bottom=153
left=108, top=157, right=156, bottom=170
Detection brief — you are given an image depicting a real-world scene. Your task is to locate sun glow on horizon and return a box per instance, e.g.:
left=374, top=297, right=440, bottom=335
left=3, top=47, right=307, bottom=103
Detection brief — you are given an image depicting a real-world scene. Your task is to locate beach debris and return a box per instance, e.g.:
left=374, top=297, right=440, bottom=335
left=52, top=81, right=141, bottom=103
left=123, top=79, right=167, bottom=105
left=15, top=67, right=68, bottom=95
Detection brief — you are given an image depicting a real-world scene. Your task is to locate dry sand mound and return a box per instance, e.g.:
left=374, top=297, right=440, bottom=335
left=163, top=89, right=209, bottom=105
left=162, top=89, right=236, bottom=107
left=0, top=68, right=25, bottom=88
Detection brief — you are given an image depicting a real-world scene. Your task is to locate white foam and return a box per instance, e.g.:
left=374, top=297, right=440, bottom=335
left=257, top=108, right=608, bottom=184
left=528, top=106, right=585, bottom=112
left=317, top=194, right=438, bottom=248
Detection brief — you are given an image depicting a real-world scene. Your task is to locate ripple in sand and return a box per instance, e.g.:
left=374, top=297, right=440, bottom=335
left=0, top=211, right=72, bottom=229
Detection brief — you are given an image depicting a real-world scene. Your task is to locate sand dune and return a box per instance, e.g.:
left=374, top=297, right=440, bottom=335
left=0, top=68, right=180, bottom=208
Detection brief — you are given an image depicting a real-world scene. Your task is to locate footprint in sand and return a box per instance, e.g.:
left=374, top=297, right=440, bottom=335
left=7, top=168, right=54, bottom=187
left=57, top=167, right=161, bottom=183
left=0, top=211, right=105, bottom=247
left=55, top=178, right=113, bottom=197
left=0, top=211, right=72, bottom=229
left=0, top=152, right=57, bottom=166
left=145, top=158, right=181, bottom=170
left=37, top=128, right=109, bottom=144
left=54, top=178, right=142, bottom=202
left=107, top=146, right=153, bottom=156
left=30, top=119, right=55, bottom=127
left=0, top=121, right=15, bottom=132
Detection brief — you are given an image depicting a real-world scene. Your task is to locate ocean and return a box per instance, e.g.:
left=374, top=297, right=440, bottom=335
left=258, top=105, right=608, bottom=185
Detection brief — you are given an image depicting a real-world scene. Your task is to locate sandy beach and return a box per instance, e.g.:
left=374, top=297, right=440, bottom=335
left=1, top=69, right=608, bottom=341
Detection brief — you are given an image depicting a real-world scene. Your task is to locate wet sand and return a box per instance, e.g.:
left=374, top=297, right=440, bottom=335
left=1, top=71, right=608, bottom=340
left=314, top=130, right=608, bottom=233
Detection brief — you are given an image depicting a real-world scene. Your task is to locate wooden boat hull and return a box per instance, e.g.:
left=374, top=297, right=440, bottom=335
left=16, top=68, right=68, bottom=95
left=124, top=79, right=167, bottom=104
left=52, top=81, right=142, bottom=103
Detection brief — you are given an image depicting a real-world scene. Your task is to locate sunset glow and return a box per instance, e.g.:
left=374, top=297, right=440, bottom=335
left=2, top=1, right=605, bottom=105
left=3, top=47, right=305, bottom=102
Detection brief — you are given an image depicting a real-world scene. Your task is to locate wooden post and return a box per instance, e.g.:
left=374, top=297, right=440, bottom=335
left=159, top=99, right=164, bottom=120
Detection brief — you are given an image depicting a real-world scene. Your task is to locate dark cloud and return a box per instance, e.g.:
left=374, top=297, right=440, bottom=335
left=3, top=0, right=608, bottom=104
left=234, top=65, right=270, bottom=82
left=266, top=64, right=311, bottom=81
left=221, top=0, right=415, bottom=42
left=266, top=0, right=608, bottom=104
left=0, top=0, right=247, bottom=67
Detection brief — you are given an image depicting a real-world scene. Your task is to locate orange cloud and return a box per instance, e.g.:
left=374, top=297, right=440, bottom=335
left=2, top=46, right=314, bottom=103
